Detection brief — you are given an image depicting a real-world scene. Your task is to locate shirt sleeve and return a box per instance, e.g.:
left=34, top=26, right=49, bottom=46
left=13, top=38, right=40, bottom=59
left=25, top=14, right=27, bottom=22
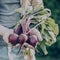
left=0, top=0, right=21, bottom=28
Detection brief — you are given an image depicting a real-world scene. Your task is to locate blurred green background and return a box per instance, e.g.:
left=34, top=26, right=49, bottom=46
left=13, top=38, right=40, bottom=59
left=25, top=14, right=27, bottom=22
left=36, top=0, right=60, bottom=60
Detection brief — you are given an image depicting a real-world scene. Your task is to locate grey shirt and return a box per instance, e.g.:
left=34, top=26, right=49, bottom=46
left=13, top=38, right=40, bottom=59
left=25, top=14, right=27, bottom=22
left=0, top=0, right=23, bottom=60
left=0, top=0, right=20, bottom=28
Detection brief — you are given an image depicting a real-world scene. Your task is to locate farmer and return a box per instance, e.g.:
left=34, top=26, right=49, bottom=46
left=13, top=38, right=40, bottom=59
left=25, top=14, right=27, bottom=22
left=0, top=0, right=44, bottom=60
left=0, top=0, right=33, bottom=60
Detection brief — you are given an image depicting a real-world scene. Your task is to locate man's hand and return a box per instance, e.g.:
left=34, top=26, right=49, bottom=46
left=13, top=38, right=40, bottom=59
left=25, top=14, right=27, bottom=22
left=0, top=25, right=20, bottom=47
left=3, top=29, right=14, bottom=44
left=21, top=43, right=36, bottom=60
left=21, top=43, right=34, bottom=50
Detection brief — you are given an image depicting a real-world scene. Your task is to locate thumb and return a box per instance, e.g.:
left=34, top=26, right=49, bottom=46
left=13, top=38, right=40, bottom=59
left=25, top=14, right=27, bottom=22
left=3, top=29, right=13, bottom=44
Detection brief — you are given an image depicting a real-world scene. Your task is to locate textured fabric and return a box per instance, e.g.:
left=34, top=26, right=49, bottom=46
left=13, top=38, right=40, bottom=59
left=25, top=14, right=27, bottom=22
left=0, top=0, right=20, bottom=28
left=8, top=46, right=24, bottom=60
left=0, top=0, right=20, bottom=3
left=0, top=0, right=24, bottom=60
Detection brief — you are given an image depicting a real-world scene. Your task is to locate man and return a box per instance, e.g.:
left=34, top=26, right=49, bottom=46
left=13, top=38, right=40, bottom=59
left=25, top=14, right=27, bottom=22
left=0, top=0, right=44, bottom=60
left=0, top=0, right=29, bottom=60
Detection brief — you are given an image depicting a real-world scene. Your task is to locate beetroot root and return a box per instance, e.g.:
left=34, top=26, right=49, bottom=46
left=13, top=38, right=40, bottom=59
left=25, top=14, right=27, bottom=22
left=8, top=34, right=19, bottom=45
left=29, top=28, right=43, bottom=41
left=27, top=35, right=38, bottom=47
left=18, top=34, right=28, bottom=45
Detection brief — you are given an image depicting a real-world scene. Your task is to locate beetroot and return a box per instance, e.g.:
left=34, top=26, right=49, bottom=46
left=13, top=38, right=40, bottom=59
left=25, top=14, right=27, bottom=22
left=14, top=24, right=22, bottom=35
left=8, top=33, right=28, bottom=45
left=13, top=17, right=39, bottom=47
left=29, top=28, right=42, bottom=41
left=8, top=34, right=19, bottom=45
left=18, top=34, right=28, bottom=45
left=27, top=35, right=38, bottom=47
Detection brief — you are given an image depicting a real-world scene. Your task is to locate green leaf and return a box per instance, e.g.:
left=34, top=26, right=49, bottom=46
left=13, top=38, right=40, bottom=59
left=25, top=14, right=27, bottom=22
left=48, top=31, right=56, bottom=44
left=40, top=42, right=48, bottom=55
left=53, top=24, right=59, bottom=36
left=45, top=18, right=59, bottom=36
left=42, top=32, right=52, bottom=46
left=41, top=24, right=46, bottom=34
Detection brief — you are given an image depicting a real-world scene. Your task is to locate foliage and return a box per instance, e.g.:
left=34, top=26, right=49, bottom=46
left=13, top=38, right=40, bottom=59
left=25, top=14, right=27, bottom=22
left=38, top=0, right=60, bottom=57
left=15, top=0, right=59, bottom=57
left=14, top=0, right=60, bottom=59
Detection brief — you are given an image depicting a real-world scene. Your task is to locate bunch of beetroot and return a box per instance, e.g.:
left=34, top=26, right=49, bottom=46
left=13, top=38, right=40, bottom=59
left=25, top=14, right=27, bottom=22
left=8, top=17, right=42, bottom=47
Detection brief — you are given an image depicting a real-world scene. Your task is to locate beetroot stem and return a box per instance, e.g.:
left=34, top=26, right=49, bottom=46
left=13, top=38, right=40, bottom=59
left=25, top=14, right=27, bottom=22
left=26, top=20, right=45, bottom=34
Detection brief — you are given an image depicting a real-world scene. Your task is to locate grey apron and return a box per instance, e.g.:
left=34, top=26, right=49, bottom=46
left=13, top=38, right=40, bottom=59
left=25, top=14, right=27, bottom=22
left=0, top=0, right=24, bottom=60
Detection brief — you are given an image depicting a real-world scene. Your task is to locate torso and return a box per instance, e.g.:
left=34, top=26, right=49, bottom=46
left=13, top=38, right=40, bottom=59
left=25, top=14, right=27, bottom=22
left=0, top=0, right=24, bottom=60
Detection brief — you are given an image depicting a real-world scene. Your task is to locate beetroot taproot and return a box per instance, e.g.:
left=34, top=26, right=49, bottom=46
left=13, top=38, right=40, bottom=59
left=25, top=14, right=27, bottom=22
left=27, top=35, right=38, bottom=47
left=8, top=34, right=19, bottom=45
left=18, top=34, right=28, bottom=45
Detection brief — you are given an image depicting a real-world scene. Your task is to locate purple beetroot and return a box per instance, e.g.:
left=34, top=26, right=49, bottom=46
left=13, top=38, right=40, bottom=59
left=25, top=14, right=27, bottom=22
left=27, top=35, right=38, bottom=47
left=18, top=34, right=28, bottom=45
left=29, top=28, right=43, bottom=41
left=8, top=33, right=28, bottom=45
left=8, top=34, right=19, bottom=45
left=14, top=24, right=22, bottom=35
left=9, top=16, right=40, bottom=47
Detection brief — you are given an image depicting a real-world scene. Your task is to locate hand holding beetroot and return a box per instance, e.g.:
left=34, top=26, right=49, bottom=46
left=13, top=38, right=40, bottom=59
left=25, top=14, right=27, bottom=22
left=27, top=35, right=38, bottom=47
left=3, top=16, right=41, bottom=48
left=11, top=17, right=42, bottom=47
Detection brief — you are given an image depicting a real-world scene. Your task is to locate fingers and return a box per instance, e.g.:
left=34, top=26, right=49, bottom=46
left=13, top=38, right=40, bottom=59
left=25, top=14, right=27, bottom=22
left=21, top=43, right=34, bottom=49
left=3, top=29, right=14, bottom=44
left=13, top=44, right=20, bottom=48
